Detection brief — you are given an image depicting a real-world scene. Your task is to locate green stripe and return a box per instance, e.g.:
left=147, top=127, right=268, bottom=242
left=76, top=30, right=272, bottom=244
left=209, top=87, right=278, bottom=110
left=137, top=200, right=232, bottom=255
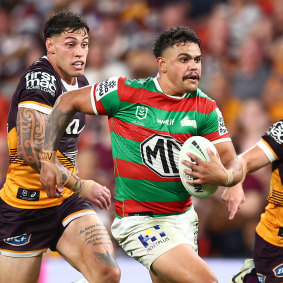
left=115, top=177, right=190, bottom=202
left=111, top=132, right=143, bottom=163
left=188, top=144, right=206, bottom=160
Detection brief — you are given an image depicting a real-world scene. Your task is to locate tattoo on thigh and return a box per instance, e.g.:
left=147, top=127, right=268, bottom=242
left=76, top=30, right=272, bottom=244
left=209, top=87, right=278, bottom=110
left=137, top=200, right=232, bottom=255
left=79, top=224, right=112, bottom=246
left=93, top=250, right=118, bottom=268
left=79, top=224, right=118, bottom=267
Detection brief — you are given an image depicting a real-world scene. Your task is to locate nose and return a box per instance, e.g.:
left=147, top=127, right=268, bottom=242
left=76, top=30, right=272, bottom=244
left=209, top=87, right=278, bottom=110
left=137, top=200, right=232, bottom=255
left=75, top=45, right=86, bottom=57
left=189, top=60, right=198, bottom=70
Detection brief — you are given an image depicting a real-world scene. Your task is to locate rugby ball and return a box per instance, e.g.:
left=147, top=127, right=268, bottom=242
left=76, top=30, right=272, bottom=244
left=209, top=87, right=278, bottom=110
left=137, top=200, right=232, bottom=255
left=178, top=136, right=219, bottom=199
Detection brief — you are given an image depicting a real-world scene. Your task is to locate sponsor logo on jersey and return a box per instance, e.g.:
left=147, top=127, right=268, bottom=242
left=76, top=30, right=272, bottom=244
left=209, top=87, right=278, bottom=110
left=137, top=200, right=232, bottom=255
left=138, top=225, right=169, bottom=251
left=16, top=187, right=40, bottom=201
left=157, top=118, right=175, bottom=125
left=66, top=119, right=85, bottom=135
left=25, top=71, right=56, bottom=97
left=216, top=108, right=228, bottom=135
left=95, top=77, right=118, bottom=101
left=267, top=121, right=283, bottom=144
left=4, top=233, right=31, bottom=246
left=136, top=106, right=148, bottom=120
left=180, top=117, right=197, bottom=128
left=273, top=264, right=283, bottom=277
left=141, top=134, right=182, bottom=178
left=256, top=273, right=266, bottom=282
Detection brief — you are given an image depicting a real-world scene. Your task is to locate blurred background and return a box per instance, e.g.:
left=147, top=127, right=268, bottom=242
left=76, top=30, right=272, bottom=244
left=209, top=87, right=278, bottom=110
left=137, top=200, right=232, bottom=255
left=0, top=0, right=280, bottom=281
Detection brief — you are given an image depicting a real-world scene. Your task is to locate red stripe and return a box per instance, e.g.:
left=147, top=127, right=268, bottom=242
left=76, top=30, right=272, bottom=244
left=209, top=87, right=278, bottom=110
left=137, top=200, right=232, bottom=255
left=120, top=81, right=216, bottom=114
left=115, top=198, right=192, bottom=217
left=111, top=117, right=191, bottom=143
left=111, top=117, right=229, bottom=144
left=114, top=158, right=180, bottom=181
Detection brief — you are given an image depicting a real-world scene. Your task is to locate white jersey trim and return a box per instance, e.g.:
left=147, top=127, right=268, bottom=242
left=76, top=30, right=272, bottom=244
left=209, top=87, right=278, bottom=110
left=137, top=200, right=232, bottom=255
left=90, top=84, right=98, bottom=115
left=0, top=249, right=48, bottom=258
left=256, top=140, right=277, bottom=162
left=62, top=210, right=96, bottom=227
left=153, top=76, right=186, bottom=99
left=61, top=78, right=78, bottom=92
left=18, top=102, right=52, bottom=115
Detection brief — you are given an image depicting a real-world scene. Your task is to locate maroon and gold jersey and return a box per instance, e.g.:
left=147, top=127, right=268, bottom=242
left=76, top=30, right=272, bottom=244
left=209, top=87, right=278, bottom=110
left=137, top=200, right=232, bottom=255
left=0, top=56, right=88, bottom=209
left=256, top=120, right=283, bottom=246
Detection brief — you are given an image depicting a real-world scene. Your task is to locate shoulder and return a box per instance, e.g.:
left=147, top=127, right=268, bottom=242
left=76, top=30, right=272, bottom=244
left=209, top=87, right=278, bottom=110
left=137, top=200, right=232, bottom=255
left=123, top=77, right=155, bottom=88
left=264, top=120, right=283, bottom=144
left=189, top=88, right=215, bottom=102
left=77, top=75, right=89, bottom=87
left=22, top=56, right=60, bottom=95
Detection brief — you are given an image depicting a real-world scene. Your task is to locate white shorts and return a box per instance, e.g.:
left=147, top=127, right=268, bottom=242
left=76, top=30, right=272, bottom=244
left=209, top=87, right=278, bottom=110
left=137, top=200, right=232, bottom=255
left=111, top=206, right=198, bottom=270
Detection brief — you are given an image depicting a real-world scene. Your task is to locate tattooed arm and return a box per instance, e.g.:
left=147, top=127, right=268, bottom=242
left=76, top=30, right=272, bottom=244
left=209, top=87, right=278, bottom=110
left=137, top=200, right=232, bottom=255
left=17, top=107, right=78, bottom=184
left=17, top=107, right=48, bottom=173
left=40, top=86, right=111, bottom=208
left=17, top=107, right=110, bottom=208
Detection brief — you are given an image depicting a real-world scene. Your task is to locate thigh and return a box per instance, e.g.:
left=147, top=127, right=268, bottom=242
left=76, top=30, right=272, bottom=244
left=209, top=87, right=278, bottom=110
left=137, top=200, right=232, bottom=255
left=253, top=232, right=283, bottom=282
left=151, top=244, right=217, bottom=283
left=0, top=253, right=42, bottom=283
left=57, top=214, right=118, bottom=280
left=111, top=207, right=199, bottom=271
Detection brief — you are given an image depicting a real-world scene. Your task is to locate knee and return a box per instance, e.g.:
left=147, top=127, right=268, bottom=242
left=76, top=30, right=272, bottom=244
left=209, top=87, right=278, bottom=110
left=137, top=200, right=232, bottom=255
left=99, top=264, right=121, bottom=283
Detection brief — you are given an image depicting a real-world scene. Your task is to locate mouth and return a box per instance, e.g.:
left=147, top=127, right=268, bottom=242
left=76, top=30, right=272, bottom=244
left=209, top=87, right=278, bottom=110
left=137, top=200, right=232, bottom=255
left=72, top=61, right=85, bottom=70
left=183, top=73, right=199, bottom=82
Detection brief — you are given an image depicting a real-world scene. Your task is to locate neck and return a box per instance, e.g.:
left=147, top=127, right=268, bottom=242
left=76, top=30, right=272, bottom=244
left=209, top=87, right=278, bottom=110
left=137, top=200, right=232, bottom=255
left=157, top=76, right=184, bottom=97
left=47, top=54, right=75, bottom=85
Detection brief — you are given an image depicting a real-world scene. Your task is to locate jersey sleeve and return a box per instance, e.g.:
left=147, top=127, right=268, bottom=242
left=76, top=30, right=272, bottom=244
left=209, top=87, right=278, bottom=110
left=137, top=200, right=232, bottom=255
left=18, top=69, right=59, bottom=114
left=200, top=103, right=230, bottom=143
left=257, top=120, right=283, bottom=161
left=90, top=77, right=124, bottom=116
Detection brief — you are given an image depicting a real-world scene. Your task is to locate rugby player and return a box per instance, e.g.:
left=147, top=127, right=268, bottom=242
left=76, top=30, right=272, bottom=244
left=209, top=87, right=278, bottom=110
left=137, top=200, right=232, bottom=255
left=223, top=120, right=283, bottom=282
left=0, top=10, right=120, bottom=283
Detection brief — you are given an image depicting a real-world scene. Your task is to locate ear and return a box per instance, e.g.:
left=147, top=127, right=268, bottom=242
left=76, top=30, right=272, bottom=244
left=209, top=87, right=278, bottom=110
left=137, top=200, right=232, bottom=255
left=46, top=38, right=55, bottom=54
left=157, top=57, right=167, bottom=73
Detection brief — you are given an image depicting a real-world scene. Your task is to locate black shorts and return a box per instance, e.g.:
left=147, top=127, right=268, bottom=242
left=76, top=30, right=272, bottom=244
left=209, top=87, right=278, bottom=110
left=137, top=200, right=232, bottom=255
left=253, top=232, right=283, bottom=282
left=0, top=194, right=96, bottom=257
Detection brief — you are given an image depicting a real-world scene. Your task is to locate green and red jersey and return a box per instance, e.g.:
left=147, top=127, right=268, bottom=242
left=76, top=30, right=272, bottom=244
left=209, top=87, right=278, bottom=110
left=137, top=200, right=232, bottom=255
left=90, top=76, right=231, bottom=217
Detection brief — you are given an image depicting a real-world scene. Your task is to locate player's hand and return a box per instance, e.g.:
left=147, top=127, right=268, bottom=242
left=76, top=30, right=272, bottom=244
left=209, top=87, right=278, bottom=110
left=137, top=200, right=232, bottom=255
left=182, top=148, right=228, bottom=186
left=80, top=180, right=111, bottom=210
left=221, top=183, right=245, bottom=220
left=40, top=161, right=64, bottom=198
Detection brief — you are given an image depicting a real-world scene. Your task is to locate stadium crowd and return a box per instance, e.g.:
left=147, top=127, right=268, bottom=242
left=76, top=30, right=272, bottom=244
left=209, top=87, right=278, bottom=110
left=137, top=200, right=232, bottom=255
left=0, top=0, right=280, bottom=259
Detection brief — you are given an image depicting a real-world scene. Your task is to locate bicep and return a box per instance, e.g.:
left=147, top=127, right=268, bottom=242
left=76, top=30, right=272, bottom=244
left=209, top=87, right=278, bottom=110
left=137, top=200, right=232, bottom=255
left=17, top=107, right=49, bottom=172
left=59, top=85, right=94, bottom=115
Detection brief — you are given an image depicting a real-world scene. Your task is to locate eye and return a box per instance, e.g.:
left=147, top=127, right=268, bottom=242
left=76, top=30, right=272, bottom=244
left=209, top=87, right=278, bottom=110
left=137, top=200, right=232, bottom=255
left=82, top=42, right=89, bottom=48
left=195, top=57, right=201, bottom=63
left=180, top=57, right=188, bottom=63
left=67, top=43, right=74, bottom=47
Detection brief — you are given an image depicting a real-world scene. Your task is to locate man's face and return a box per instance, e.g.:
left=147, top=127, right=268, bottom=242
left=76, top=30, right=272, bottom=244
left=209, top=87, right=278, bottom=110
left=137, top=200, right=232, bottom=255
left=47, top=28, right=89, bottom=83
left=160, top=42, right=202, bottom=95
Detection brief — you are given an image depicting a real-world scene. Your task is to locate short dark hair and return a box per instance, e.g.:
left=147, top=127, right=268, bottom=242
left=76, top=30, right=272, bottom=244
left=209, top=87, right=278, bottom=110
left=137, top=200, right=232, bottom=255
left=43, top=10, right=89, bottom=40
left=153, top=26, right=201, bottom=58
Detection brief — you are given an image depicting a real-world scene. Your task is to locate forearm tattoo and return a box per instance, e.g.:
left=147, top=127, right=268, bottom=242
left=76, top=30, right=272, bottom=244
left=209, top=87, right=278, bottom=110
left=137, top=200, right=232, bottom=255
left=44, top=107, right=75, bottom=151
left=17, top=108, right=48, bottom=173
left=79, top=224, right=118, bottom=268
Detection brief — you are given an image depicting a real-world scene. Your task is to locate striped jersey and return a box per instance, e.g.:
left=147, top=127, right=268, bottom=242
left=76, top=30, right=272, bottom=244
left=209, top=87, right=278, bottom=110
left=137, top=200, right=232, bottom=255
left=90, top=76, right=231, bottom=217
left=0, top=56, right=88, bottom=209
left=256, top=120, right=283, bottom=246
